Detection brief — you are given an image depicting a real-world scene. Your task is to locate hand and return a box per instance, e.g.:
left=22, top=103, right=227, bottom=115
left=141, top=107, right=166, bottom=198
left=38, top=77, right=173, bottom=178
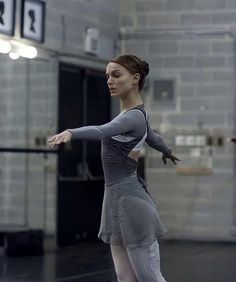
left=162, top=153, right=181, bottom=165
left=48, top=130, right=72, bottom=148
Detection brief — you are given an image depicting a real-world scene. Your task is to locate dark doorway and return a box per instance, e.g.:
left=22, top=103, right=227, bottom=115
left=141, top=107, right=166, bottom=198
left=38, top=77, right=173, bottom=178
left=57, top=64, right=110, bottom=247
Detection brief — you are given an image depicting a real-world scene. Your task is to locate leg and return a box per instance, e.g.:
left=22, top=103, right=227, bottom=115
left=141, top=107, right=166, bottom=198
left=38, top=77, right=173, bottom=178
left=126, top=241, right=167, bottom=282
left=111, top=244, right=138, bottom=282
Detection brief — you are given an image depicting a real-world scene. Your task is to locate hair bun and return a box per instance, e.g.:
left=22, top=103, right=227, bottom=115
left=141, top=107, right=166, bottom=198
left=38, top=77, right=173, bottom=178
left=141, top=60, right=149, bottom=76
left=110, top=54, right=149, bottom=91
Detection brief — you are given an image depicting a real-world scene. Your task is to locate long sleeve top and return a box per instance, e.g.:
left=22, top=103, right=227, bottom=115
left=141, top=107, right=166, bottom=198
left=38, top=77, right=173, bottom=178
left=68, top=104, right=171, bottom=184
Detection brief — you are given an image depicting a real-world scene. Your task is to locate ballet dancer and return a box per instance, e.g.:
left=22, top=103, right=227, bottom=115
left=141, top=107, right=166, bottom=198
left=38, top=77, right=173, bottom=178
left=48, top=54, right=180, bottom=281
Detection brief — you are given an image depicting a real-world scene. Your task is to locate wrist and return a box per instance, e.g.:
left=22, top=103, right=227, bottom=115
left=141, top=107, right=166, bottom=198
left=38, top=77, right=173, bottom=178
left=65, top=129, right=72, bottom=139
left=164, top=150, right=172, bottom=157
left=66, top=130, right=72, bottom=138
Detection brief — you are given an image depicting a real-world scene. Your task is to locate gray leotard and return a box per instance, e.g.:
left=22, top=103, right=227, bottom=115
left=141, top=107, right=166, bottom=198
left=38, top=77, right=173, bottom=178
left=69, top=104, right=171, bottom=185
left=68, top=104, right=171, bottom=247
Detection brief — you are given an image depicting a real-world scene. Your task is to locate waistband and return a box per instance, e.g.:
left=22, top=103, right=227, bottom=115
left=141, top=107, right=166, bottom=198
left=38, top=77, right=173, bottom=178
left=104, top=174, right=137, bottom=187
left=105, top=174, right=149, bottom=192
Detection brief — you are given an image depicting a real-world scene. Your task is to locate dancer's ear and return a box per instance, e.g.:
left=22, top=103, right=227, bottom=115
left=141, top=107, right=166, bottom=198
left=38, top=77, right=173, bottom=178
left=132, top=73, right=140, bottom=85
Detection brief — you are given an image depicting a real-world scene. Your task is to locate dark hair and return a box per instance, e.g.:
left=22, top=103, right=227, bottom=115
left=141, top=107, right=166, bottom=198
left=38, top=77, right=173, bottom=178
left=110, top=54, right=149, bottom=91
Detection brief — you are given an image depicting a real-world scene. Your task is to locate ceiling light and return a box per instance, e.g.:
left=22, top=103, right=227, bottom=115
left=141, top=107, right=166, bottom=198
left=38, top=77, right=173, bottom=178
left=9, top=52, right=20, bottom=60
left=18, top=46, right=37, bottom=59
left=0, top=39, right=11, bottom=54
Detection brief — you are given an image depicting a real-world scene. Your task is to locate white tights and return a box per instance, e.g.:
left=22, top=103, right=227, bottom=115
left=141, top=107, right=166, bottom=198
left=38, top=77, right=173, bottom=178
left=111, top=240, right=167, bottom=282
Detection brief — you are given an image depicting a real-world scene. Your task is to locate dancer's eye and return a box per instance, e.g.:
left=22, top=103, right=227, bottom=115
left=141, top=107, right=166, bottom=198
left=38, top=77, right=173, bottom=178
left=106, top=73, right=121, bottom=80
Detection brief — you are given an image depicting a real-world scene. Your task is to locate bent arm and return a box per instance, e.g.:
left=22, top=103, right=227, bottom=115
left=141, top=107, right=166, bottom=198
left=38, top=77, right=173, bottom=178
left=146, top=123, right=172, bottom=156
left=68, top=110, right=145, bottom=141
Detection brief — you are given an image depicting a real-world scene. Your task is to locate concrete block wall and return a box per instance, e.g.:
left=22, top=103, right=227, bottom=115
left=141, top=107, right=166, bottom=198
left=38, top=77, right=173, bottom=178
left=0, top=0, right=119, bottom=235
left=119, top=0, right=236, bottom=240
left=8, top=0, right=119, bottom=58
left=0, top=55, right=58, bottom=234
left=1, top=0, right=235, bottom=241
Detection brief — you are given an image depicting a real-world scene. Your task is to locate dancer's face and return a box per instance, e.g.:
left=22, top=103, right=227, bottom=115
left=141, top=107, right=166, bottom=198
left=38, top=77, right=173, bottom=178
left=106, top=62, right=138, bottom=98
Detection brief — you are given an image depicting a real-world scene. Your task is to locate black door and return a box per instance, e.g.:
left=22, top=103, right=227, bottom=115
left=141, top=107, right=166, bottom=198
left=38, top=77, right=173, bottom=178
left=57, top=64, right=110, bottom=247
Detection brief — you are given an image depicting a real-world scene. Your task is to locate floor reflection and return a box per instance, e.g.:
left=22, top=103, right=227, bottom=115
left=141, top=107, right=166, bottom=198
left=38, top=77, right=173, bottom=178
left=1, top=240, right=236, bottom=281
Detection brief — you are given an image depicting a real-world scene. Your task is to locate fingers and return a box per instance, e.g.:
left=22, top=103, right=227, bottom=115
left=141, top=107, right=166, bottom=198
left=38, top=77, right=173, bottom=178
left=171, top=156, right=181, bottom=165
left=174, top=157, right=181, bottom=161
left=48, top=136, right=55, bottom=143
left=48, top=131, right=72, bottom=148
left=48, top=134, right=64, bottom=148
left=48, top=137, right=58, bottom=148
left=55, top=136, right=65, bottom=144
left=169, top=156, right=176, bottom=165
left=162, top=155, right=167, bottom=165
left=48, top=136, right=56, bottom=148
left=162, top=154, right=181, bottom=165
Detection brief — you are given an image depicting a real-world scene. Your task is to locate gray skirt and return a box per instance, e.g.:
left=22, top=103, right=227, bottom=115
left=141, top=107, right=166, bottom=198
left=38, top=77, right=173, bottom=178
left=98, top=175, right=167, bottom=248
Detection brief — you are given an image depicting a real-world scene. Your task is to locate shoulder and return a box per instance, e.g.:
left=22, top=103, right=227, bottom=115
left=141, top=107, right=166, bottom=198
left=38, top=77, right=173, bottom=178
left=124, top=108, right=147, bottom=122
left=109, top=109, right=146, bottom=131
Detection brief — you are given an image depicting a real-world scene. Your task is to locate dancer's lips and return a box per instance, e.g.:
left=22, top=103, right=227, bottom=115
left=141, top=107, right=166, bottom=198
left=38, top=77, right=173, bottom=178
left=109, top=88, right=116, bottom=92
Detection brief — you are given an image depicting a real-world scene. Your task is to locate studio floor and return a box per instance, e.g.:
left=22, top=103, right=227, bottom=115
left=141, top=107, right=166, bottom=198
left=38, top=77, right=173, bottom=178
left=1, top=239, right=236, bottom=282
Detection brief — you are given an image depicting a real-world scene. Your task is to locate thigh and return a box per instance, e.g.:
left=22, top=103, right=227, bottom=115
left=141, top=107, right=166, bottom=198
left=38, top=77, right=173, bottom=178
left=127, top=241, right=167, bottom=282
left=111, top=244, right=137, bottom=282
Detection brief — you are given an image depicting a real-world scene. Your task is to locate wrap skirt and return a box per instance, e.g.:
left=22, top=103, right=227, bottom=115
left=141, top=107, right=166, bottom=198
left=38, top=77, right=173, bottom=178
left=98, top=175, right=167, bottom=248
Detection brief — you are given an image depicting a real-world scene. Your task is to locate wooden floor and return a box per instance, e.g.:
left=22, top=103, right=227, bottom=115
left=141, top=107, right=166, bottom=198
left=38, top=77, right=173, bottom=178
left=1, top=239, right=236, bottom=281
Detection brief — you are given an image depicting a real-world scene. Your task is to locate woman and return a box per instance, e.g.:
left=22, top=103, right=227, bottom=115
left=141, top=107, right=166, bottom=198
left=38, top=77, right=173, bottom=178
left=48, top=55, right=180, bottom=282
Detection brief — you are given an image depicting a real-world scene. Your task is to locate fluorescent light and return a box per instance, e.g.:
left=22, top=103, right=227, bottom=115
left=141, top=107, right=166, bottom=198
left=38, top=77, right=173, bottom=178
left=0, top=40, right=11, bottom=54
left=9, top=52, right=20, bottom=60
left=0, top=40, right=38, bottom=59
left=18, top=46, right=37, bottom=59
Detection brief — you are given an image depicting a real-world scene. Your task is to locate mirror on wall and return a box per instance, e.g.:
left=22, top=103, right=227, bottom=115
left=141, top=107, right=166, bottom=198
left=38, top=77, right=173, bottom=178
left=0, top=54, right=58, bottom=236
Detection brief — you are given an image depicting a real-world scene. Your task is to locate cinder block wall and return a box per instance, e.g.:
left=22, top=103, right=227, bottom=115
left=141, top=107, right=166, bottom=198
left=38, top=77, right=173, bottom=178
left=0, top=0, right=119, bottom=235
left=0, top=56, right=58, bottom=234
left=1, top=0, right=235, bottom=241
left=119, top=0, right=236, bottom=240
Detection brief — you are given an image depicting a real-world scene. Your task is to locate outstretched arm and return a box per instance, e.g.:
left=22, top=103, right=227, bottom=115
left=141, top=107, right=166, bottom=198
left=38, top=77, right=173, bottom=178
left=48, top=110, right=146, bottom=148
